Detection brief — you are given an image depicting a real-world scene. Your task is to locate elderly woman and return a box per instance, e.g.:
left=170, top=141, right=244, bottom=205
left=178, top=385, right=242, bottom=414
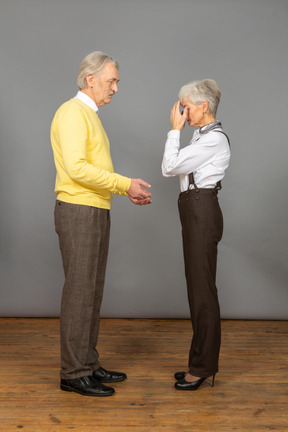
left=162, top=79, right=231, bottom=391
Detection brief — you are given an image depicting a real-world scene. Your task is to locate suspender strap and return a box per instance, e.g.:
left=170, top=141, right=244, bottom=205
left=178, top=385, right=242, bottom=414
left=188, top=172, right=221, bottom=191
left=188, top=173, right=195, bottom=188
left=214, top=130, right=231, bottom=147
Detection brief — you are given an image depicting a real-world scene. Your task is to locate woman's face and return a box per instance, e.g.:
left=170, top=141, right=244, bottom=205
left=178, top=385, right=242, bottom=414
left=181, top=97, right=207, bottom=128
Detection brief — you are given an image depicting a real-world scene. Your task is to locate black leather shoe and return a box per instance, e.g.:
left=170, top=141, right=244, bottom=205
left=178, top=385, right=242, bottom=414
left=60, top=375, right=115, bottom=396
left=175, top=376, right=206, bottom=391
left=175, top=374, right=215, bottom=391
left=93, top=367, right=127, bottom=383
left=174, top=371, right=187, bottom=380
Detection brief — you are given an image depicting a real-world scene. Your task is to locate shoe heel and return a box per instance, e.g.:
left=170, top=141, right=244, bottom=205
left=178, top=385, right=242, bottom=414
left=60, top=384, right=73, bottom=392
left=211, top=374, right=216, bottom=387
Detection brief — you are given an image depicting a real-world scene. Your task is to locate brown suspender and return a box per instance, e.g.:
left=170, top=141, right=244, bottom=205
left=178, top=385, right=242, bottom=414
left=215, top=130, right=231, bottom=147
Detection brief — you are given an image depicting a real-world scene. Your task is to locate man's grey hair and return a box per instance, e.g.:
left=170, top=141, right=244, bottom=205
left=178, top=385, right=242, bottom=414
left=77, top=51, right=119, bottom=90
left=178, top=79, right=221, bottom=117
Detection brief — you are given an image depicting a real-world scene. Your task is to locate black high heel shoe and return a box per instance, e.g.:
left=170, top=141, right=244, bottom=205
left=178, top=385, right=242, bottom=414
left=175, top=374, right=215, bottom=391
left=174, top=371, right=187, bottom=380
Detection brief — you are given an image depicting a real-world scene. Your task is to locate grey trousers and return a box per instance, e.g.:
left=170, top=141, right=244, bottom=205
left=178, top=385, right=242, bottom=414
left=54, top=200, right=110, bottom=380
left=178, top=189, right=223, bottom=378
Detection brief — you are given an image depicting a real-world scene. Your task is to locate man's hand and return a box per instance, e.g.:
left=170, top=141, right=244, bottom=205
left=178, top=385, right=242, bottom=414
left=127, top=179, right=152, bottom=205
left=170, top=100, right=188, bottom=131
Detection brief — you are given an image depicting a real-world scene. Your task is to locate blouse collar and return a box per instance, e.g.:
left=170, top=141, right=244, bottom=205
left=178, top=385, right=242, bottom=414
left=199, top=121, right=222, bottom=134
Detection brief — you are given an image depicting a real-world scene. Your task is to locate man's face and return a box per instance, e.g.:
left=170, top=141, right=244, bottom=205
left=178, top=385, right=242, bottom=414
left=92, top=62, right=119, bottom=106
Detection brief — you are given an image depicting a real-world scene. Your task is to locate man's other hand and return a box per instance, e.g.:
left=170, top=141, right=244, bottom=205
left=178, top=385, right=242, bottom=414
left=128, top=196, right=152, bottom=206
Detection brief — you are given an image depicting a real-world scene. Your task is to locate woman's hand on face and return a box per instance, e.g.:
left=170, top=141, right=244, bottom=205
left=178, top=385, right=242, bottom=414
left=170, top=100, right=188, bottom=131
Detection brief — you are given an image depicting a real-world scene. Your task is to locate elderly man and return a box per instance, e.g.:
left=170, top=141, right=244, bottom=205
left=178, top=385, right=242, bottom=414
left=51, top=51, right=152, bottom=397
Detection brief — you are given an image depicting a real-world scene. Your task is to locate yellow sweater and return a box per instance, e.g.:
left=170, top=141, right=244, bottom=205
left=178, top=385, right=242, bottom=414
left=51, top=98, right=131, bottom=209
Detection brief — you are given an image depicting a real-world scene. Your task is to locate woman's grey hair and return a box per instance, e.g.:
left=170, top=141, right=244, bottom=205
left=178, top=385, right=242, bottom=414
left=77, top=51, right=119, bottom=90
left=178, top=79, right=221, bottom=117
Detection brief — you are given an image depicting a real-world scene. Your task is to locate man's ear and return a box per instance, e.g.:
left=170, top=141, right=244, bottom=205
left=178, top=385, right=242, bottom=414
left=86, top=74, right=95, bottom=88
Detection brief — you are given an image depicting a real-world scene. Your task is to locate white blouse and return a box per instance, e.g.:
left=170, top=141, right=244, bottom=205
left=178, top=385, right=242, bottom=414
left=162, top=122, right=231, bottom=192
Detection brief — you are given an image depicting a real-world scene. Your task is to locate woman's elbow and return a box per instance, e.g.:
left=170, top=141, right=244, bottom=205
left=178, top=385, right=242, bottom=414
left=161, top=163, right=168, bottom=176
left=162, top=165, right=175, bottom=177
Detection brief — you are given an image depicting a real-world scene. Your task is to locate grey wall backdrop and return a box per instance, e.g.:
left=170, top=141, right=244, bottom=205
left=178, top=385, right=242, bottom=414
left=1, top=0, right=287, bottom=319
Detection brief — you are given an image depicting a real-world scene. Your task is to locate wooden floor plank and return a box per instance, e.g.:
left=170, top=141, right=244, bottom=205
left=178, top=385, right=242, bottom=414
left=0, top=318, right=288, bottom=431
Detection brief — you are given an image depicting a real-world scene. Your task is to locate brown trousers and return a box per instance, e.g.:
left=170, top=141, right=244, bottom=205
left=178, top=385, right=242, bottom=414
left=54, top=201, right=110, bottom=380
left=178, top=188, right=223, bottom=378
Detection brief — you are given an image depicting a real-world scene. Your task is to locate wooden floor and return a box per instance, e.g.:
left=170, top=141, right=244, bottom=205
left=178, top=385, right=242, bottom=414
left=0, top=319, right=287, bottom=432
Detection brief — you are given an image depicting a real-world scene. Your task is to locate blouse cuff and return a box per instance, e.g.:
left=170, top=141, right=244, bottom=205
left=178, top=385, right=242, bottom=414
left=167, top=129, right=181, bottom=139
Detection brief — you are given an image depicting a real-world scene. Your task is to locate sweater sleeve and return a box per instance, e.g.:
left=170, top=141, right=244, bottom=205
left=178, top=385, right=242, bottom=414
left=57, top=104, right=131, bottom=195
